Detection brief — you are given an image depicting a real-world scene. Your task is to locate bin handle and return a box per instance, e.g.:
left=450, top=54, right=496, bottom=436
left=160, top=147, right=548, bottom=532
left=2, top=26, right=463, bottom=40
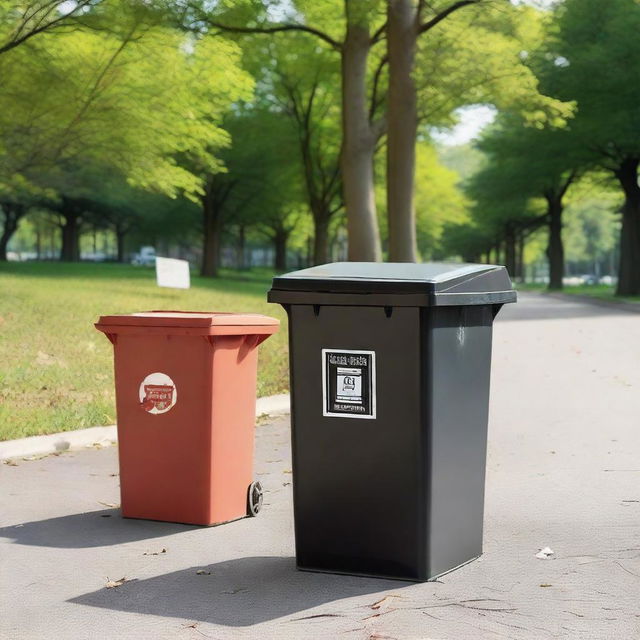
left=205, top=334, right=269, bottom=349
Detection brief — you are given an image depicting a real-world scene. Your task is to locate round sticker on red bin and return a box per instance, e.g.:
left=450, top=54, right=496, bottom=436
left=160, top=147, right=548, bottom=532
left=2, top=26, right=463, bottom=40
left=139, top=372, right=177, bottom=414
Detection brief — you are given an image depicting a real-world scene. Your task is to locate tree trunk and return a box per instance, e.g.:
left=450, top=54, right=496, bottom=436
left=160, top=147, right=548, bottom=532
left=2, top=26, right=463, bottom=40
left=0, top=204, right=24, bottom=261
left=201, top=194, right=222, bottom=278
left=306, top=235, right=313, bottom=265
left=494, top=241, right=502, bottom=265
left=615, top=157, right=640, bottom=296
left=504, top=226, right=516, bottom=276
left=313, top=212, right=330, bottom=265
left=546, top=194, right=564, bottom=290
left=60, top=212, right=81, bottom=262
left=341, top=7, right=382, bottom=262
left=273, top=229, right=289, bottom=271
left=516, top=231, right=525, bottom=282
left=386, top=0, right=418, bottom=262
left=116, top=228, right=127, bottom=263
left=35, top=225, right=42, bottom=260
left=237, top=225, right=246, bottom=269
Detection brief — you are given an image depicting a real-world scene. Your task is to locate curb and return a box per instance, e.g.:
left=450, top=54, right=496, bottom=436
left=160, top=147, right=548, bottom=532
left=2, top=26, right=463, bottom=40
left=0, top=393, right=291, bottom=462
left=542, top=291, right=640, bottom=314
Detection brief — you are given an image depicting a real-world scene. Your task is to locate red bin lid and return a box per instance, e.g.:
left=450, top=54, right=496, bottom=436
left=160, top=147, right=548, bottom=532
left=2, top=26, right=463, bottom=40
left=96, top=310, right=279, bottom=329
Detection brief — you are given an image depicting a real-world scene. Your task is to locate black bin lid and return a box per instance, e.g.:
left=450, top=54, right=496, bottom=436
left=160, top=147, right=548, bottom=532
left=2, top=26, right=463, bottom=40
left=268, top=262, right=517, bottom=307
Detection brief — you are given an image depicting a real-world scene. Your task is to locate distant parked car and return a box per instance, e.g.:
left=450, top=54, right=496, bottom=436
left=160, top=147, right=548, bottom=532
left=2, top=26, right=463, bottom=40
left=580, top=274, right=599, bottom=285
left=131, top=246, right=156, bottom=266
left=82, top=251, right=107, bottom=262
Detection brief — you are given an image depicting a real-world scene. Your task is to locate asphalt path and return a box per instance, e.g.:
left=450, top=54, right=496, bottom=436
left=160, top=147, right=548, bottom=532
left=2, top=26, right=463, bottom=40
left=1, top=293, right=639, bottom=639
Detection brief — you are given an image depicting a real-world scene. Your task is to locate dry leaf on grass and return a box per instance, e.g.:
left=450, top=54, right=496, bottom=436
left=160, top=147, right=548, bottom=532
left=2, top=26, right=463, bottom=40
left=35, top=351, right=57, bottom=366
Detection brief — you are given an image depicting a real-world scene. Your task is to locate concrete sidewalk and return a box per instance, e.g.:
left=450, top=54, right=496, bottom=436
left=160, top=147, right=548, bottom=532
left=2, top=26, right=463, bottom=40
left=1, top=293, right=639, bottom=639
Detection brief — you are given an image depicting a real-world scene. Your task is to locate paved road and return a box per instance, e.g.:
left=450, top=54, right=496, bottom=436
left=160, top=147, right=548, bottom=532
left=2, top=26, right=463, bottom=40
left=1, top=293, right=639, bottom=639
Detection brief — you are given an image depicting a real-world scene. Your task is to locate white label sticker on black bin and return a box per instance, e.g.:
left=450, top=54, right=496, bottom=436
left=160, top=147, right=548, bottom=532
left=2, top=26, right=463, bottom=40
left=322, top=349, right=376, bottom=419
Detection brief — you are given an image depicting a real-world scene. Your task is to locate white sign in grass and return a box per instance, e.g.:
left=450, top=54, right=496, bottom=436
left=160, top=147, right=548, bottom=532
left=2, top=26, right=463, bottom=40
left=155, top=257, right=190, bottom=289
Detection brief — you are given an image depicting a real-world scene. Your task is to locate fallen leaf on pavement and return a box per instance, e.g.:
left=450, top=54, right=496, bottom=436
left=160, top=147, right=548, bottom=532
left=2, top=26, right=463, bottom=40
left=370, top=595, right=401, bottom=610
left=196, top=569, right=211, bottom=575
left=536, top=547, right=555, bottom=559
left=106, top=577, right=133, bottom=589
left=291, top=613, right=344, bottom=621
left=144, top=548, right=167, bottom=556
left=98, top=502, right=119, bottom=509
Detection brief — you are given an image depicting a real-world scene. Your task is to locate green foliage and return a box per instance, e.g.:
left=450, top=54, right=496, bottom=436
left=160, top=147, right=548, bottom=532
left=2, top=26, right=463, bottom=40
left=563, top=176, right=622, bottom=263
left=540, top=0, right=640, bottom=166
left=0, top=7, right=253, bottom=203
left=437, top=143, right=485, bottom=182
left=475, top=111, right=580, bottom=201
left=218, top=105, right=305, bottom=238
left=415, top=2, right=573, bottom=130
left=414, top=143, right=469, bottom=259
left=0, top=0, right=101, bottom=55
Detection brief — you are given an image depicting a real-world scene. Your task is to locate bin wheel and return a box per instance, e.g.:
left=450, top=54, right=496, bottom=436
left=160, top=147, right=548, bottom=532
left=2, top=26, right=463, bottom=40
left=247, top=481, right=263, bottom=517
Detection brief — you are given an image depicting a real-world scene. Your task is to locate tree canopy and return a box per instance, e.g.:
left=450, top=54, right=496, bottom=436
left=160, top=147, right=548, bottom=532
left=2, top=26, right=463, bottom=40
left=0, top=0, right=633, bottom=293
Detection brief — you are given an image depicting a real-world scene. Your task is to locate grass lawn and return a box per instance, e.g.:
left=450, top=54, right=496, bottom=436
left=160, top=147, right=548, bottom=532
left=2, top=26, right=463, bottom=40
left=516, top=282, right=640, bottom=304
left=0, top=262, right=289, bottom=441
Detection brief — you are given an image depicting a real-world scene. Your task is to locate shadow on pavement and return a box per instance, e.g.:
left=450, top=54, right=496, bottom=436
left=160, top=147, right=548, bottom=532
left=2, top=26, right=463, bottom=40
left=497, top=292, right=637, bottom=322
left=0, top=509, right=197, bottom=548
left=69, top=556, right=403, bottom=626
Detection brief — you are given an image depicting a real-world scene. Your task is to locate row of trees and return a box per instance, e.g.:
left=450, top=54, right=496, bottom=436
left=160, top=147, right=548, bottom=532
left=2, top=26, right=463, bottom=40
left=1, top=0, right=637, bottom=295
left=447, top=0, right=640, bottom=295
left=0, top=0, right=569, bottom=273
left=0, top=0, right=254, bottom=264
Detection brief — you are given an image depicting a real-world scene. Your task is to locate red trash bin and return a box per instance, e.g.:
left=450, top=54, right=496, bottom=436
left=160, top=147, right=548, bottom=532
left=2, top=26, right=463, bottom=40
left=95, top=311, right=279, bottom=525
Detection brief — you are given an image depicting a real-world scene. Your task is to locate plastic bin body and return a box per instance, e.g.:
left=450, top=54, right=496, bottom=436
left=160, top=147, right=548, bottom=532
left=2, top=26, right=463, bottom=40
left=268, top=263, right=516, bottom=581
left=95, top=312, right=278, bottom=526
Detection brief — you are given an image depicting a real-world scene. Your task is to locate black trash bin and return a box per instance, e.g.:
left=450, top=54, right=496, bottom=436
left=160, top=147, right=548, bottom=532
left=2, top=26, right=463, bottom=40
left=268, top=262, right=516, bottom=582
